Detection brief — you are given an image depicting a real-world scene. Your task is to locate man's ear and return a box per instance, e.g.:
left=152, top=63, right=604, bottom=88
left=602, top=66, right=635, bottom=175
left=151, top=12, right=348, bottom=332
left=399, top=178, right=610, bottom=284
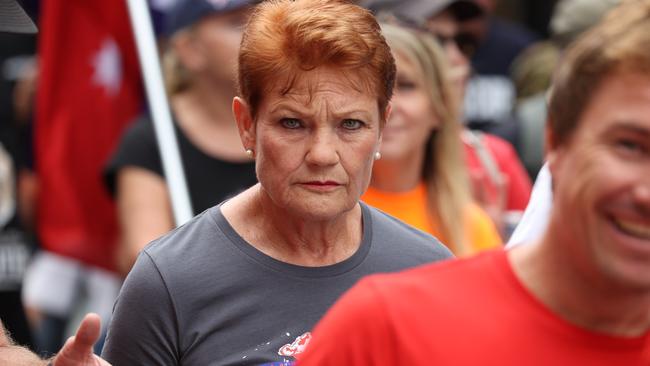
left=545, top=117, right=564, bottom=181
left=232, top=97, right=256, bottom=150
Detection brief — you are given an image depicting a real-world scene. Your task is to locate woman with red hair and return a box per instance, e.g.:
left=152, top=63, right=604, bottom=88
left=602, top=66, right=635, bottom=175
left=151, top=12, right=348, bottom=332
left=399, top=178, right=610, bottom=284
left=101, top=1, right=451, bottom=365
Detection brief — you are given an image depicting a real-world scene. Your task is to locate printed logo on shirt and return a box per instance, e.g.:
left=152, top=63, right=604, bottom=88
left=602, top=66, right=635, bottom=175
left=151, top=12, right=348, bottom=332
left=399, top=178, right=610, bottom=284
left=278, top=332, right=311, bottom=357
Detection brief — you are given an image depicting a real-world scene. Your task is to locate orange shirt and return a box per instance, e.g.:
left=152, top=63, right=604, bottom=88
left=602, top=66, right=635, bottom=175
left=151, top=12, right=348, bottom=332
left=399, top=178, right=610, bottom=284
left=362, top=183, right=501, bottom=255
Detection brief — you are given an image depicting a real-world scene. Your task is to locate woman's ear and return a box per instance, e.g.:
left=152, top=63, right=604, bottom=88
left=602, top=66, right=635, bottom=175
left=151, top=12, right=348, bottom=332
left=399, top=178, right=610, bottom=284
left=232, top=97, right=256, bottom=150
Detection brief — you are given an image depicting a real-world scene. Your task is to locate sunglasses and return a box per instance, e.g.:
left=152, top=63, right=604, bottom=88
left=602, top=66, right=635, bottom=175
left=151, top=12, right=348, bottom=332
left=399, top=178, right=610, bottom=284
left=431, top=32, right=478, bottom=58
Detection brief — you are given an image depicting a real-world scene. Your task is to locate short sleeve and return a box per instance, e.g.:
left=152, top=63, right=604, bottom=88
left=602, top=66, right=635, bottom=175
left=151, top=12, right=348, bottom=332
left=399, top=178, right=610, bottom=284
left=103, top=117, right=163, bottom=197
left=297, top=277, right=397, bottom=366
left=102, top=251, right=180, bottom=365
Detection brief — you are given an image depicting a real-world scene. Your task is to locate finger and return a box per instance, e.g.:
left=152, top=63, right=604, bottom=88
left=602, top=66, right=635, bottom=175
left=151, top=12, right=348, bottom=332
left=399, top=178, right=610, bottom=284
left=56, top=313, right=101, bottom=363
left=72, top=313, right=102, bottom=352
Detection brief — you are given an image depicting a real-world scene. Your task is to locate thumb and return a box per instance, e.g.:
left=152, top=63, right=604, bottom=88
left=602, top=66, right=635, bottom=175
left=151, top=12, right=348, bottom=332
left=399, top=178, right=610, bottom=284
left=54, top=313, right=102, bottom=365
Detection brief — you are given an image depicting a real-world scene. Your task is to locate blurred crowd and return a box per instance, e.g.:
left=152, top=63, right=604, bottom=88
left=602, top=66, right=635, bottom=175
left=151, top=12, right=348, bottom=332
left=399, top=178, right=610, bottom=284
left=0, top=0, right=631, bottom=359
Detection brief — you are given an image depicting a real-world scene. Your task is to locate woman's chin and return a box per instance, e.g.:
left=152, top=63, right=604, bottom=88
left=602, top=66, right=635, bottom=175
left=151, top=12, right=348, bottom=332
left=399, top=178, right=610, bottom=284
left=281, top=195, right=357, bottom=223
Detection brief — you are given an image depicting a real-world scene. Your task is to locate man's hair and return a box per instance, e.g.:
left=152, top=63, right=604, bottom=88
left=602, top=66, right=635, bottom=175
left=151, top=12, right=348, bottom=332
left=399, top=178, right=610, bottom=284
left=548, top=0, right=650, bottom=147
left=237, top=0, right=396, bottom=120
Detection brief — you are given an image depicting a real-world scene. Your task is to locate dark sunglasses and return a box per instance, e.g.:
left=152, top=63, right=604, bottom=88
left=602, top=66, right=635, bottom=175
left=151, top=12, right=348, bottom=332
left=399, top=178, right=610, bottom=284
left=432, top=32, right=478, bottom=58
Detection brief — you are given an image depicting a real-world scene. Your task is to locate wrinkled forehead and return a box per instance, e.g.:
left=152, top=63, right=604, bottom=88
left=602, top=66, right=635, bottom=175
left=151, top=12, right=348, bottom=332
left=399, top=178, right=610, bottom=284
left=263, top=67, right=379, bottom=109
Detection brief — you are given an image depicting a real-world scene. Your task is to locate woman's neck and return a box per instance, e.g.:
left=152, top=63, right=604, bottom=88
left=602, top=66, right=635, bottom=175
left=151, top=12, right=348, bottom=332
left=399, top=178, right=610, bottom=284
left=174, top=82, right=234, bottom=126
left=221, top=185, right=363, bottom=267
left=172, top=85, right=249, bottom=161
left=370, top=148, right=426, bottom=192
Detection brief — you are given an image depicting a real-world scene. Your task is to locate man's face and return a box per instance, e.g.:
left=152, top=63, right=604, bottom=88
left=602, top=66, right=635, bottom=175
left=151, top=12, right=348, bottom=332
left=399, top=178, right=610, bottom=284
left=549, top=71, right=650, bottom=291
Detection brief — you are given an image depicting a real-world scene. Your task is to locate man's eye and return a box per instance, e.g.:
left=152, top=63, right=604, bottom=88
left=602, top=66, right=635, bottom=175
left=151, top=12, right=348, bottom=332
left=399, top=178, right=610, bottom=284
left=341, top=119, right=364, bottom=130
left=281, top=118, right=302, bottom=129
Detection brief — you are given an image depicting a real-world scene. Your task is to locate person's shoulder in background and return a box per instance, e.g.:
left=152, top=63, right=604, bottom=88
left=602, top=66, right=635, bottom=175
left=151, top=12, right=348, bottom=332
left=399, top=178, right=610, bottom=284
left=481, top=133, right=532, bottom=210
left=103, top=115, right=161, bottom=195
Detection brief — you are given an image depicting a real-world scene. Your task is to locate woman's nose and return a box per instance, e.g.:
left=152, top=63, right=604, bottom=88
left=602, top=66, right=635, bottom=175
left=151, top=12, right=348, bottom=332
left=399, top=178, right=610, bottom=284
left=305, top=128, right=339, bottom=167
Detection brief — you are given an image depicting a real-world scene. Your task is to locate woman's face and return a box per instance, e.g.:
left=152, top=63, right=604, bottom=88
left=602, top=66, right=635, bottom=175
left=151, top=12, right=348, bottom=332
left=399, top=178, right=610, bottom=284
left=380, top=52, right=439, bottom=161
left=235, top=68, right=385, bottom=220
left=190, top=8, right=250, bottom=85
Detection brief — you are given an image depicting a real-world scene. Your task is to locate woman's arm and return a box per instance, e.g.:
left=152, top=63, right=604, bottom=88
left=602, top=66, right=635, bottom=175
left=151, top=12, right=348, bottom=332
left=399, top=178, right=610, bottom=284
left=115, top=167, right=174, bottom=276
left=102, top=253, right=180, bottom=365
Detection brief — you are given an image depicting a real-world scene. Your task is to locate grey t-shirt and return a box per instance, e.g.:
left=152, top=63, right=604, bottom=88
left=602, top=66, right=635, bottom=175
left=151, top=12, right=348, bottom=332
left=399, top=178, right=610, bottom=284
left=102, top=202, right=452, bottom=366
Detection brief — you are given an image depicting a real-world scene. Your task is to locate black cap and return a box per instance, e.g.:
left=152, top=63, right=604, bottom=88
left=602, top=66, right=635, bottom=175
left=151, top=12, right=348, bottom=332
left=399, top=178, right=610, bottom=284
left=362, top=0, right=483, bottom=26
left=0, top=0, right=36, bottom=33
left=164, top=0, right=257, bottom=36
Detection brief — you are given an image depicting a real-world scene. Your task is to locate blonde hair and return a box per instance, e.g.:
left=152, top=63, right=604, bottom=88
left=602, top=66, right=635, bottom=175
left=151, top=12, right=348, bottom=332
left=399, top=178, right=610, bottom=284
left=381, top=24, right=472, bottom=255
left=162, top=30, right=193, bottom=95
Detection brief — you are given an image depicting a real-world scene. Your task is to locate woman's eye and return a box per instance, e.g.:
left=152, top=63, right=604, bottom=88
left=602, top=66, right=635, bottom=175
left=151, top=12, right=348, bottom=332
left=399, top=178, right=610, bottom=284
left=617, top=139, right=643, bottom=152
left=396, top=80, right=416, bottom=91
left=341, top=119, right=364, bottom=130
left=280, top=118, right=302, bottom=129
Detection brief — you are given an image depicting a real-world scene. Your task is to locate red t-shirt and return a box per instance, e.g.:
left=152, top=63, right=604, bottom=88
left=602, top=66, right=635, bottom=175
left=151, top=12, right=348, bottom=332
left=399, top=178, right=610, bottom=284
left=299, top=250, right=650, bottom=365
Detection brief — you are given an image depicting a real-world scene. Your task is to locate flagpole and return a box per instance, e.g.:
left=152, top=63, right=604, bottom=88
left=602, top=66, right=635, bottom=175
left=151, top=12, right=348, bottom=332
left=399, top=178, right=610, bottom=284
left=125, top=0, right=194, bottom=226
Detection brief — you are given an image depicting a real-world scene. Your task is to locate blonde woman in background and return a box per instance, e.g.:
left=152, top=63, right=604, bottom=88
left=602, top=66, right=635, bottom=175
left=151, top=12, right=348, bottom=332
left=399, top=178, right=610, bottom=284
left=362, top=24, right=501, bottom=256
left=104, top=0, right=258, bottom=276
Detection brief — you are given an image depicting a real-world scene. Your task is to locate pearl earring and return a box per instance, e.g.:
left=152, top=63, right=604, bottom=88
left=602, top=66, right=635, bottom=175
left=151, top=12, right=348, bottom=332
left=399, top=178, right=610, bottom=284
left=374, top=152, right=381, bottom=160
left=245, top=148, right=254, bottom=158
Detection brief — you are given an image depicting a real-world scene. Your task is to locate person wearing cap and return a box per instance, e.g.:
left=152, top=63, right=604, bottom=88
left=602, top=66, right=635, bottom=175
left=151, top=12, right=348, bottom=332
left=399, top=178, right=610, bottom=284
left=361, top=23, right=502, bottom=257
left=297, top=1, right=650, bottom=363
left=101, top=0, right=450, bottom=364
left=364, top=0, right=532, bottom=239
left=103, top=0, right=258, bottom=277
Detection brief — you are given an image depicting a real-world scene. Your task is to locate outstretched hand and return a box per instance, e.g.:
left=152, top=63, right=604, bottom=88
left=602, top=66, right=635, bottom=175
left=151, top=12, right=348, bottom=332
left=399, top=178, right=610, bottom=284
left=52, top=313, right=111, bottom=366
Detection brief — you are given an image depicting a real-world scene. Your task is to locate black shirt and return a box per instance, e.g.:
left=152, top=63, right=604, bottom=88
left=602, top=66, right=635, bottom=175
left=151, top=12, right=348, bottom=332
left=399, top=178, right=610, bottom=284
left=104, top=116, right=257, bottom=215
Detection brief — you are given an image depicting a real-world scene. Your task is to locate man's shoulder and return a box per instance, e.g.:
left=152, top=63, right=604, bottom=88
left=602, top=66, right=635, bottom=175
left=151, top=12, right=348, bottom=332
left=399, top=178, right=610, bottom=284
left=370, top=250, right=506, bottom=300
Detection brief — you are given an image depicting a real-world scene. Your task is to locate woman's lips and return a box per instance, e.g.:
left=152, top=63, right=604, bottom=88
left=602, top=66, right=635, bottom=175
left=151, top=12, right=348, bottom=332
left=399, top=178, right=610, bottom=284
left=300, top=181, right=342, bottom=192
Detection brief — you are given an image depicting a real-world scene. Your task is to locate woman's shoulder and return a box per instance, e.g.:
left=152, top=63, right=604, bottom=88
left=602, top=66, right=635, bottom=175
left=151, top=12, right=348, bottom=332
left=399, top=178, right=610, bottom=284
left=362, top=203, right=453, bottom=260
left=464, top=203, right=503, bottom=251
left=144, top=207, right=221, bottom=260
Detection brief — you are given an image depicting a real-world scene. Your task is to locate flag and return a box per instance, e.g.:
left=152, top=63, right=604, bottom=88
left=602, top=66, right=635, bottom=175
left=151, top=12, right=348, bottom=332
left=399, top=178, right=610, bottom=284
left=35, top=0, right=142, bottom=272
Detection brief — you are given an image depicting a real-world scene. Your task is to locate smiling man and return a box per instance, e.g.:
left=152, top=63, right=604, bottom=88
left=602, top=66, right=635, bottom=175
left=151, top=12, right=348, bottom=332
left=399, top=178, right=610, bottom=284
left=299, top=1, right=650, bottom=364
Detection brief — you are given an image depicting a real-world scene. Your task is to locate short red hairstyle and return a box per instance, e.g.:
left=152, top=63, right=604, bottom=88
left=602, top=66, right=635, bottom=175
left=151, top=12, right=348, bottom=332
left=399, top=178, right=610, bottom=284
left=238, top=0, right=396, bottom=120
